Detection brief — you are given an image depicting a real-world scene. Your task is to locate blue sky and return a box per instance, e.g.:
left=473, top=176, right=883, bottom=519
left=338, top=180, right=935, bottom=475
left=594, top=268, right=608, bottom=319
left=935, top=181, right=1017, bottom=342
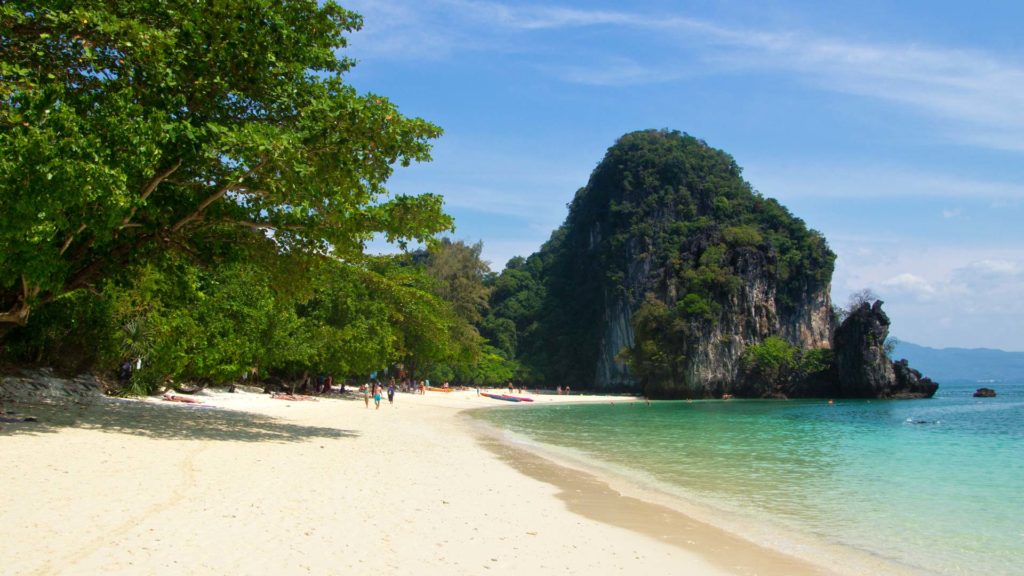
left=341, top=0, right=1024, bottom=352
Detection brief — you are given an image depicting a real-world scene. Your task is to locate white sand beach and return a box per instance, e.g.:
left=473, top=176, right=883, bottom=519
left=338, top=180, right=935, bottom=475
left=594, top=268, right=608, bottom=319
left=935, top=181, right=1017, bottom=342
left=1, top=388, right=828, bottom=575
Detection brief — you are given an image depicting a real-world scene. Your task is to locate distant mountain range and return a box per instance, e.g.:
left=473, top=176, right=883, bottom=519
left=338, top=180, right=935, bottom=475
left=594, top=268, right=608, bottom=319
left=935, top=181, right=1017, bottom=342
left=891, top=341, right=1024, bottom=382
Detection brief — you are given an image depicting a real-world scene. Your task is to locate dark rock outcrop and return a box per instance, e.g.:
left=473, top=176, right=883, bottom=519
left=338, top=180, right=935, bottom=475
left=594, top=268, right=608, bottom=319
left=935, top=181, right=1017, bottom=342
left=833, top=301, right=894, bottom=397
left=832, top=301, right=937, bottom=398
left=973, top=387, right=997, bottom=398
left=891, top=359, right=939, bottom=399
left=0, top=368, right=106, bottom=405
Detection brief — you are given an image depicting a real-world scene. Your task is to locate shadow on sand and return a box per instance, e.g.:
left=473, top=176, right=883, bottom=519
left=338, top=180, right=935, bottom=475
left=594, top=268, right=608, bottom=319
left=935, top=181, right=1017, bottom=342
left=0, top=399, right=359, bottom=443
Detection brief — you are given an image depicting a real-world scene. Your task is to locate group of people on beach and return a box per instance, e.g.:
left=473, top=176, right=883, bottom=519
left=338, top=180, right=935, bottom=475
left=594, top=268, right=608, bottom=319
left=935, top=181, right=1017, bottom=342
left=361, top=381, right=396, bottom=409
left=555, top=385, right=571, bottom=395
left=298, top=373, right=336, bottom=395
left=357, top=377, right=473, bottom=408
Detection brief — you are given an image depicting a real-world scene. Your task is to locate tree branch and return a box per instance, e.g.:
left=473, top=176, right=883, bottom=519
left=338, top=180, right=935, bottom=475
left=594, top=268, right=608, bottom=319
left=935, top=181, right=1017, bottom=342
left=169, top=183, right=241, bottom=233
left=0, top=302, right=32, bottom=326
left=233, top=221, right=276, bottom=230
left=120, top=158, right=183, bottom=230
left=0, top=276, right=41, bottom=326
left=170, top=159, right=266, bottom=234
left=63, top=233, right=154, bottom=294
left=140, top=158, right=184, bottom=203
left=59, top=223, right=87, bottom=256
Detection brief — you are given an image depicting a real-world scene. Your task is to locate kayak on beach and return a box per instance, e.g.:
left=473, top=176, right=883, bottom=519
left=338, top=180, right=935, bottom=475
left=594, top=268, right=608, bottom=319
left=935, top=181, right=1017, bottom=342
left=481, top=392, right=533, bottom=403
left=481, top=392, right=519, bottom=402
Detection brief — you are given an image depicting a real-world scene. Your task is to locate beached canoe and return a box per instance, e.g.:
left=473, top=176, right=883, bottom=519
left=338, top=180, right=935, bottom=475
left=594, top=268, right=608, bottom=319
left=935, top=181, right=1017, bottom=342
left=506, top=395, right=534, bottom=402
left=481, top=393, right=535, bottom=403
left=426, top=386, right=453, bottom=393
left=481, top=392, right=521, bottom=402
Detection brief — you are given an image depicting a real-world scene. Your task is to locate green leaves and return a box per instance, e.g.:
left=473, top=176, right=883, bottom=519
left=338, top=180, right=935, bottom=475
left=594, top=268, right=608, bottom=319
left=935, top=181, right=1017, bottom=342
left=1, top=1, right=451, bottom=326
left=738, top=336, right=801, bottom=395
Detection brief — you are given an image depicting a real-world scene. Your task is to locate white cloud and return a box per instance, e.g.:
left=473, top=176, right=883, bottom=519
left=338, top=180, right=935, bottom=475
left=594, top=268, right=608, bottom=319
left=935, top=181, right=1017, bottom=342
left=964, top=259, right=1020, bottom=275
left=346, top=0, right=1024, bottom=154
left=680, top=26, right=1024, bottom=153
left=746, top=163, right=1024, bottom=200
left=881, top=273, right=937, bottom=298
left=445, top=1, right=648, bottom=30
left=942, top=208, right=961, bottom=219
left=952, top=259, right=1022, bottom=287
left=830, top=243, right=1024, bottom=348
left=540, top=56, right=684, bottom=87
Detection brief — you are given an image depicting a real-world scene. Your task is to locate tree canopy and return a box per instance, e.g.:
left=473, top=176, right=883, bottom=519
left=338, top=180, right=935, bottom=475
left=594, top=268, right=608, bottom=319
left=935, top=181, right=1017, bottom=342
left=0, top=2, right=479, bottom=394
left=1, top=0, right=452, bottom=326
left=411, top=238, right=525, bottom=386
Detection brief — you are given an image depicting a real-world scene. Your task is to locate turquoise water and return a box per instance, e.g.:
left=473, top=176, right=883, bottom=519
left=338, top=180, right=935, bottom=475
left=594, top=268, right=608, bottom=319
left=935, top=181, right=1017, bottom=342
left=475, top=381, right=1024, bottom=575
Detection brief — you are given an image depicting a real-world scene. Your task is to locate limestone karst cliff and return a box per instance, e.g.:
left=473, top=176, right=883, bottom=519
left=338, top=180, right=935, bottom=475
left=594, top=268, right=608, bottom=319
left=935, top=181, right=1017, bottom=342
left=485, top=129, right=936, bottom=399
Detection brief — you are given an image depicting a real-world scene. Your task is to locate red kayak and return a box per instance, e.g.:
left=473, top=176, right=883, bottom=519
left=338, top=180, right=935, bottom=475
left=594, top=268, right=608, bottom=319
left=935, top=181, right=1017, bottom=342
left=481, top=392, right=534, bottom=403
left=481, top=392, right=519, bottom=402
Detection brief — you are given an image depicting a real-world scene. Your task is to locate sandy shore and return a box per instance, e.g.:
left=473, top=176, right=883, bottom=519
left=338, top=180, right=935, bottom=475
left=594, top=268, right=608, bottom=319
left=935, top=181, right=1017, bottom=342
left=1, top=387, right=829, bottom=575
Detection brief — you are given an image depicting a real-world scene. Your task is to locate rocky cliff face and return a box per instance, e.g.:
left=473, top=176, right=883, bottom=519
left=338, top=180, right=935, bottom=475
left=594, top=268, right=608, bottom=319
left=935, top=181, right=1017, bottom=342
left=532, top=130, right=836, bottom=397
left=499, top=129, right=934, bottom=399
left=594, top=245, right=833, bottom=396
left=834, top=301, right=938, bottom=398
left=833, top=300, right=895, bottom=397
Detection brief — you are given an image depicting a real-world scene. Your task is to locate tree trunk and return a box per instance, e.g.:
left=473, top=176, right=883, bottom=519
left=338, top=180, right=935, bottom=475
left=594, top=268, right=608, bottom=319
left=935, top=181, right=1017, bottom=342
left=0, top=301, right=31, bottom=327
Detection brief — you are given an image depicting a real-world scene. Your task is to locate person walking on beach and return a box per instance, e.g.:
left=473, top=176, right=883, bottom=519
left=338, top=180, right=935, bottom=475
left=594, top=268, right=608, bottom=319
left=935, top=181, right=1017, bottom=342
left=373, top=383, right=383, bottom=409
left=118, top=360, right=133, bottom=385
left=362, top=383, right=370, bottom=408
left=387, top=382, right=395, bottom=406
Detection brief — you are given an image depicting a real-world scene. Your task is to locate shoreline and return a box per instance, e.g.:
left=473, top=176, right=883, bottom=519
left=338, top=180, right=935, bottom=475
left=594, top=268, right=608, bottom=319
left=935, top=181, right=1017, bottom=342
left=0, top=386, right=891, bottom=575
left=464, top=404, right=928, bottom=576
left=467, top=416, right=830, bottom=576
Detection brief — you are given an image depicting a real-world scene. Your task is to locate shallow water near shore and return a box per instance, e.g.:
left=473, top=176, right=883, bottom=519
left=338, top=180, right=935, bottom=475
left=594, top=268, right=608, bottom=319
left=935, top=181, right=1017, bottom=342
left=474, top=381, right=1024, bottom=576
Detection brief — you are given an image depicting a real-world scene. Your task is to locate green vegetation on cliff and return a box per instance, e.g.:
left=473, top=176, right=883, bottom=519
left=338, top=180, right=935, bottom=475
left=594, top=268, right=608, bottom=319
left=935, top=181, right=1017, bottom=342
left=485, top=130, right=836, bottom=395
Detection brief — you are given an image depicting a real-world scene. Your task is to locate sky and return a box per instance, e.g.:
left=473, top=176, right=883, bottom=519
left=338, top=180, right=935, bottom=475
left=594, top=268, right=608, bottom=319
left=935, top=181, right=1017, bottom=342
left=340, top=0, right=1024, bottom=352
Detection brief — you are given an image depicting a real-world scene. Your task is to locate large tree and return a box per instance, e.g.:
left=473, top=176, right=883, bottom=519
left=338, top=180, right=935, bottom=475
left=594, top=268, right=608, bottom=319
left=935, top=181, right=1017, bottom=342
left=0, top=1, right=452, bottom=327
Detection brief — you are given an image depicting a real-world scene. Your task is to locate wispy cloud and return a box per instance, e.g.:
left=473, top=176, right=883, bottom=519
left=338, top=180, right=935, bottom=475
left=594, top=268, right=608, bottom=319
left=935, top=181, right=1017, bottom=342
left=345, top=0, right=1024, bottom=153
left=881, top=272, right=938, bottom=299
left=746, top=163, right=1024, bottom=200
left=832, top=238, right=1024, bottom=305
left=830, top=242, right=1024, bottom=346
left=734, top=40, right=1024, bottom=152
left=953, top=259, right=1022, bottom=285
left=539, top=56, right=685, bottom=87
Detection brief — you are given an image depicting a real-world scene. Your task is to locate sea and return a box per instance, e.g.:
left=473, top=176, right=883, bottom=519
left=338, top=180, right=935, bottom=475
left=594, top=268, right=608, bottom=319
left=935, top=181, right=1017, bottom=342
left=472, top=380, right=1023, bottom=576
